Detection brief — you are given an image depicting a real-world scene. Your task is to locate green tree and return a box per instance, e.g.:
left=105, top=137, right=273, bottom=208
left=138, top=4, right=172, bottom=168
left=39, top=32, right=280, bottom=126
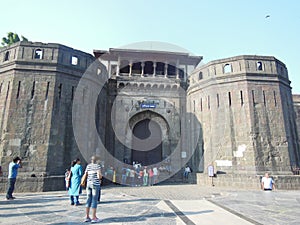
left=1, top=32, right=28, bottom=47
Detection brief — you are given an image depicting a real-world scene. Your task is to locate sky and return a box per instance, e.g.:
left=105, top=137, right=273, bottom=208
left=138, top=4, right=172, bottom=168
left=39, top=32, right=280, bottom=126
left=1, top=0, right=299, bottom=93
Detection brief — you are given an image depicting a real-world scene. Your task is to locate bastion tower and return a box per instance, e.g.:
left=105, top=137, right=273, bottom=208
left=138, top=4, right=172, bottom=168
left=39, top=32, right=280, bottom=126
left=0, top=41, right=95, bottom=191
left=188, top=56, right=300, bottom=188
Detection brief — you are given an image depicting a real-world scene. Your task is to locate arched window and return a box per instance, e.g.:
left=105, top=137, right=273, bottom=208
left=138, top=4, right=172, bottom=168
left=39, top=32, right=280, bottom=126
left=224, top=64, right=232, bottom=73
left=4, top=51, right=9, bottom=61
left=120, top=60, right=130, bottom=74
left=144, top=61, right=154, bottom=75
left=132, top=62, right=142, bottom=74
left=198, top=72, right=203, bottom=80
left=257, top=61, right=263, bottom=71
left=167, top=63, right=176, bottom=77
left=71, top=56, right=79, bottom=65
left=34, top=49, right=43, bottom=59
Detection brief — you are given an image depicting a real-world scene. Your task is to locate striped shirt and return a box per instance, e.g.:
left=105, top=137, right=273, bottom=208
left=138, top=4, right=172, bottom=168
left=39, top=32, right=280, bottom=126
left=85, top=163, right=101, bottom=186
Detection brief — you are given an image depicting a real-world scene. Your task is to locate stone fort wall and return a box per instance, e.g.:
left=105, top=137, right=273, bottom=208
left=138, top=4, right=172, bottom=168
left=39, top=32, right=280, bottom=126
left=0, top=41, right=299, bottom=191
left=0, top=41, right=98, bottom=191
left=188, top=55, right=300, bottom=178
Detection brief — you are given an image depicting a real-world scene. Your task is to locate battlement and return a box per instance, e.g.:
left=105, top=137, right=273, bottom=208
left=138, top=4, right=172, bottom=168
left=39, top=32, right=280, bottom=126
left=189, top=55, right=289, bottom=86
left=0, top=41, right=94, bottom=70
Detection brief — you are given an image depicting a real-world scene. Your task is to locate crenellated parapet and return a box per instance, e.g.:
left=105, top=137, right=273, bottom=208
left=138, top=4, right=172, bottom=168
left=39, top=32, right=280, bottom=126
left=189, top=55, right=289, bottom=90
left=0, top=41, right=94, bottom=75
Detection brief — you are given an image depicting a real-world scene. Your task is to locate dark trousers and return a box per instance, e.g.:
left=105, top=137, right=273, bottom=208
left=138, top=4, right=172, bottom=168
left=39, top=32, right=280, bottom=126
left=6, top=178, right=16, bottom=199
left=70, top=195, right=79, bottom=205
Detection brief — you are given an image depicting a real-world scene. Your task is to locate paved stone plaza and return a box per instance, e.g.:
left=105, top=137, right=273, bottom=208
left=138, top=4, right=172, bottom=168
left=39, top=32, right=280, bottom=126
left=0, top=184, right=299, bottom=225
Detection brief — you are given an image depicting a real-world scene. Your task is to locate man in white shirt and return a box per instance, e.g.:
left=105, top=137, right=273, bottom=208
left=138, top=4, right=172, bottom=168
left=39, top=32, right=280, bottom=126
left=261, top=172, right=275, bottom=191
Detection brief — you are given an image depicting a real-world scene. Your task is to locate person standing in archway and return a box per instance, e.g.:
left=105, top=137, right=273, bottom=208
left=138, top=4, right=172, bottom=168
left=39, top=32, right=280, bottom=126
left=183, top=165, right=191, bottom=182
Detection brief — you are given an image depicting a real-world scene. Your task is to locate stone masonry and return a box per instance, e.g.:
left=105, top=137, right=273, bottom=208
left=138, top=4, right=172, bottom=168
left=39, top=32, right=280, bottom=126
left=0, top=41, right=299, bottom=192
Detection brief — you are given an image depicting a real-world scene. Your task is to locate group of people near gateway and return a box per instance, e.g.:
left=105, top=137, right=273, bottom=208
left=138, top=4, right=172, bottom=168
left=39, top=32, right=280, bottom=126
left=2, top=156, right=276, bottom=223
left=119, top=163, right=160, bottom=186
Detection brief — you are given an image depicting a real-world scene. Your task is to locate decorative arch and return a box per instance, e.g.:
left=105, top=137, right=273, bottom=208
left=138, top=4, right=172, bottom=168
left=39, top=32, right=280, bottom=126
left=123, top=110, right=171, bottom=165
left=118, top=83, right=125, bottom=89
left=172, top=84, right=178, bottom=90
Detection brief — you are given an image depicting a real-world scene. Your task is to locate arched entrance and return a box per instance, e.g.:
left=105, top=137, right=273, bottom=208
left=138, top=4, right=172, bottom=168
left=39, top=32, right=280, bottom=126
left=131, top=119, right=162, bottom=165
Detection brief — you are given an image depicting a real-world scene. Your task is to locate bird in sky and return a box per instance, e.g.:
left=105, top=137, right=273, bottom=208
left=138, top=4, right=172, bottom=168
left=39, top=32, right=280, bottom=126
left=265, top=15, right=270, bottom=18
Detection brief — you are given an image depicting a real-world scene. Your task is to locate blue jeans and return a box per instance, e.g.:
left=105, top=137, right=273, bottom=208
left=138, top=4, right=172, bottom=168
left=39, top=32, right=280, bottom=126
left=6, top=178, right=16, bottom=199
left=86, top=184, right=100, bottom=209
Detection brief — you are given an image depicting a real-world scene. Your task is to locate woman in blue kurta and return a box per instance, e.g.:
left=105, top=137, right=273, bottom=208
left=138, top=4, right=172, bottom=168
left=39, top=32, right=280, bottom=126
left=68, top=158, right=83, bottom=205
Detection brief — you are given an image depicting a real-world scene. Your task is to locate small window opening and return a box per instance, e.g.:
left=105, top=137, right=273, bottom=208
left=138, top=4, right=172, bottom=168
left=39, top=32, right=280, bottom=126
left=200, top=98, right=203, bottom=112
left=208, top=95, right=210, bottom=109
left=252, top=90, right=255, bottom=106
left=257, top=62, right=263, bottom=71
left=34, top=49, right=43, bottom=59
left=4, top=51, right=10, bottom=61
left=240, top=90, right=244, bottom=106
left=273, top=91, right=277, bottom=107
left=193, top=100, right=195, bottom=112
left=198, top=72, right=203, bottom=80
left=263, top=90, right=266, bottom=106
left=0, top=82, right=3, bottom=94
left=71, top=86, right=75, bottom=100
left=6, top=82, right=10, bottom=100
left=58, top=83, right=62, bottom=99
left=224, top=64, right=232, bottom=73
left=45, top=82, right=50, bottom=100
left=217, top=94, right=219, bottom=108
left=71, top=56, right=79, bottom=65
left=16, top=81, right=21, bottom=99
left=31, top=81, right=35, bottom=100
left=228, top=92, right=231, bottom=106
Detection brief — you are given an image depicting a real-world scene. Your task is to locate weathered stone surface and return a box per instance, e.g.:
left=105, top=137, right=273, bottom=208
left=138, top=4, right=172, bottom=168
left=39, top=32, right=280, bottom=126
left=0, top=42, right=299, bottom=192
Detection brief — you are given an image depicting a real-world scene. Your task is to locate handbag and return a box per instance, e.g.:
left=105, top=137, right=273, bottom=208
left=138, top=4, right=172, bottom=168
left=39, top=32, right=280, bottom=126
left=65, top=170, right=72, bottom=188
left=80, top=172, right=87, bottom=187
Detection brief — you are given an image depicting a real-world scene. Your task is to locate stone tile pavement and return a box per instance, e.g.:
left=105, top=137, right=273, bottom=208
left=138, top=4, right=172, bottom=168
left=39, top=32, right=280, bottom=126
left=0, top=184, right=299, bottom=225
